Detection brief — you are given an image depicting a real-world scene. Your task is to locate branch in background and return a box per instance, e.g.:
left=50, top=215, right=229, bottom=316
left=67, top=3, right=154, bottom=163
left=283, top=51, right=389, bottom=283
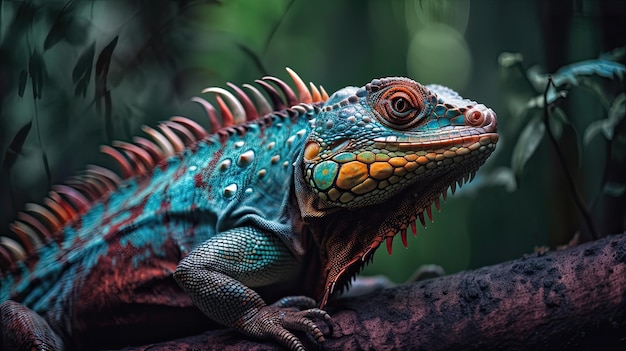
left=542, top=77, right=598, bottom=240
left=127, top=233, right=626, bottom=351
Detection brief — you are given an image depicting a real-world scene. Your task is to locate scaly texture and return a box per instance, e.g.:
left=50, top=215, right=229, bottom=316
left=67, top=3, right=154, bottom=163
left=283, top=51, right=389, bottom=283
left=0, top=69, right=498, bottom=351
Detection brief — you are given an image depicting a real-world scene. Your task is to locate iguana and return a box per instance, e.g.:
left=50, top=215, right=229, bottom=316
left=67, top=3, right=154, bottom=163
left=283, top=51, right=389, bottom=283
left=0, top=68, right=498, bottom=350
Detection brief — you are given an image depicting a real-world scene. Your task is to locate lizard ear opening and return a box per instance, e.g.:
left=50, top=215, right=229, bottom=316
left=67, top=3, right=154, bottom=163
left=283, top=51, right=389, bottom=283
left=304, top=142, right=320, bottom=161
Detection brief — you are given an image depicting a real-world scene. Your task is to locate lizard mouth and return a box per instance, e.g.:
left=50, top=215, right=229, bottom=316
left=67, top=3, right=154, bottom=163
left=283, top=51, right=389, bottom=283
left=305, top=131, right=499, bottom=211
left=374, top=132, right=499, bottom=160
left=318, top=132, right=499, bottom=307
left=375, top=132, right=499, bottom=253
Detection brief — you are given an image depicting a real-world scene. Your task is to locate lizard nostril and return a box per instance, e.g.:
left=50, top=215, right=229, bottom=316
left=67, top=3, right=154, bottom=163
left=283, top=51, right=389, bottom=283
left=468, top=110, right=485, bottom=126
left=465, top=104, right=497, bottom=133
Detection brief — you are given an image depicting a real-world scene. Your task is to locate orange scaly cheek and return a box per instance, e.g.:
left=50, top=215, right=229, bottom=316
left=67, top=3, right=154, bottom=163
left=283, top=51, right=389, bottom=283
left=336, top=161, right=369, bottom=190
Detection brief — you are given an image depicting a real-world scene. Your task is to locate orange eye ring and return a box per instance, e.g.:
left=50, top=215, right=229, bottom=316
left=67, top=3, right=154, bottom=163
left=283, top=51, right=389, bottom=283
left=373, top=85, right=425, bottom=129
left=384, top=91, right=418, bottom=122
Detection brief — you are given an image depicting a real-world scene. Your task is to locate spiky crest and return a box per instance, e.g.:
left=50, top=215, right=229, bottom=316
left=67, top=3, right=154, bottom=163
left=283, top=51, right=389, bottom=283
left=0, top=68, right=329, bottom=274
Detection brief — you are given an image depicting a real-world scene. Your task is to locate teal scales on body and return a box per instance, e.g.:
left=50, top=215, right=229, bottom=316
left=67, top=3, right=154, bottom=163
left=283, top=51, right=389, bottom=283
left=0, top=69, right=498, bottom=350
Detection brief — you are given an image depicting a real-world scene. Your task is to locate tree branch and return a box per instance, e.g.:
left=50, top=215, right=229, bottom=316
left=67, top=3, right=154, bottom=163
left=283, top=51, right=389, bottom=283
left=126, top=233, right=626, bottom=351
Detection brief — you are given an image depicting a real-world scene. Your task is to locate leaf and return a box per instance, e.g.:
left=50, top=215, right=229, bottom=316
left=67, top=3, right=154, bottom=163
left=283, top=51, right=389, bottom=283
left=497, top=52, right=524, bottom=68
left=512, top=112, right=545, bottom=176
left=603, top=181, right=626, bottom=197
left=551, top=59, right=625, bottom=87
left=526, top=65, right=547, bottom=92
left=526, top=89, right=568, bottom=109
left=95, top=36, right=118, bottom=116
left=607, top=93, right=626, bottom=125
left=44, top=1, right=76, bottom=51
left=18, top=69, right=27, bottom=97
left=583, top=93, right=626, bottom=144
left=2, top=120, right=32, bottom=172
left=3, top=2, right=35, bottom=47
left=549, top=107, right=569, bottom=140
left=43, top=22, right=65, bottom=51
left=73, top=42, right=96, bottom=82
left=527, top=59, right=626, bottom=94
left=584, top=120, right=607, bottom=145
left=485, top=167, right=518, bottom=192
left=95, top=36, right=118, bottom=82
left=28, top=50, right=46, bottom=99
left=599, top=47, right=626, bottom=62
left=73, top=42, right=95, bottom=97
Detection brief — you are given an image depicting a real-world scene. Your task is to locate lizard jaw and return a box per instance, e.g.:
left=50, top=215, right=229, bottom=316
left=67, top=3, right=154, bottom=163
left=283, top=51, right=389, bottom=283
left=317, top=133, right=498, bottom=307
left=381, top=168, right=476, bottom=256
left=318, top=169, right=474, bottom=307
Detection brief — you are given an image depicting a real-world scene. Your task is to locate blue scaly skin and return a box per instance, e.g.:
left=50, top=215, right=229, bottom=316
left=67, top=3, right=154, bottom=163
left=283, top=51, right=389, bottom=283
left=0, top=69, right=498, bottom=350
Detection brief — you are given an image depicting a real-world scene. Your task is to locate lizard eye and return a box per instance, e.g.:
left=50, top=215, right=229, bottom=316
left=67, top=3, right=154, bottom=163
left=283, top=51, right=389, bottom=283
left=374, top=87, right=425, bottom=129
left=391, top=96, right=412, bottom=116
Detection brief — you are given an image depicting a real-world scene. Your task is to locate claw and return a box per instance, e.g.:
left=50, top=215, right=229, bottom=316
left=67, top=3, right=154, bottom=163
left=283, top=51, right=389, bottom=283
left=251, top=298, right=331, bottom=351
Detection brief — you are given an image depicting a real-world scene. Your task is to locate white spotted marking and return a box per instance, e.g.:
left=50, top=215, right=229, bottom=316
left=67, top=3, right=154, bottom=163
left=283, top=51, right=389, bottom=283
left=219, top=159, right=231, bottom=171
left=224, top=184, right=238, bottom=198
left=237, top=150, right=255, bottom=167
left=287, top=135, right=296, bottom=147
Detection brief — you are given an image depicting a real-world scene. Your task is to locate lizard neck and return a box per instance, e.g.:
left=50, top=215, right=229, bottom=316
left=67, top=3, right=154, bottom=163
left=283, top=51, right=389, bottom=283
left=294, top=156, right=389, bottom=304
left=294, top=154, right=472, bottom=306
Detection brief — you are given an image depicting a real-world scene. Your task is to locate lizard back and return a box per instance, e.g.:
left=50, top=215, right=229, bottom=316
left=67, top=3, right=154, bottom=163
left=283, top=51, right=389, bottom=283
left=0, top=68, right=327, bottom=314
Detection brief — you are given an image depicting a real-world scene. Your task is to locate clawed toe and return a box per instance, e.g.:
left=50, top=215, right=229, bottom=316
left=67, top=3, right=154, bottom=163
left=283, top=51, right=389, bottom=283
left=243, top=297, right=333, bottom=351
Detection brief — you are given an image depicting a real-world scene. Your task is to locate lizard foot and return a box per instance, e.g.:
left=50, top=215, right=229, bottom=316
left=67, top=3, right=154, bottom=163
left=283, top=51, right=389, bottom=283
left=242, top=296, right=331, bottom=351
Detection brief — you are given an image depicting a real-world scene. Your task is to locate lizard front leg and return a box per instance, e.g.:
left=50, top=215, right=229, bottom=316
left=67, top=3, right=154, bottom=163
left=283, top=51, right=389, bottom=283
left=173, top=226, right=330, bottom=351
left=0, top=300, right=64, bottom=351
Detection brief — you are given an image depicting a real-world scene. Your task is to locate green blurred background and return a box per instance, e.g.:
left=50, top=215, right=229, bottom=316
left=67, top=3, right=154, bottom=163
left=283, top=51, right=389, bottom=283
left=1, top=0, right=625, bottom=284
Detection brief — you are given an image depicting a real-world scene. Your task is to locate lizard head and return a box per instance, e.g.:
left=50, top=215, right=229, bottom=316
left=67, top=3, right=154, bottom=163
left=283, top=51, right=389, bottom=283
left=295, top=77, right=498, bottom=305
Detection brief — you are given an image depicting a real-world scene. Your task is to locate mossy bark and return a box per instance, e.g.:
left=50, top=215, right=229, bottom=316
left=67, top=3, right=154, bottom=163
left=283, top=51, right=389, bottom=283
left=124, top=233, right=626, bottom=351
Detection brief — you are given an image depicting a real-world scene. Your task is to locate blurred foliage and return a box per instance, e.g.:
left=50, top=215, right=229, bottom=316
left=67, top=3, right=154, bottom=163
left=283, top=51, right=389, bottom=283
left=1, top=0, right=625, bottom=285
left=500, top=51, right=625, bottom=241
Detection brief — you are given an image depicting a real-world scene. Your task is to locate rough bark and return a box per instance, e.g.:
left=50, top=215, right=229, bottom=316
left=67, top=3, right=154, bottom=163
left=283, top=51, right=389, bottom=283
left=123, top=233, right=626, bottom=351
